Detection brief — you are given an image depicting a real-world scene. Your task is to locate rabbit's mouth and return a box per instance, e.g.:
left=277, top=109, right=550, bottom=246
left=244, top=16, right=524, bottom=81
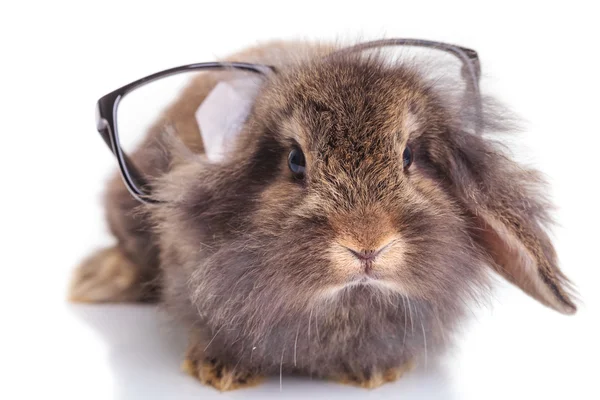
left=342, top=271, right=399, bottom=293
left=350, top=269, right=381, bottom=283
left=326, top=236, right=405, bottom=288
left=314, top=270, right=402, bottom=303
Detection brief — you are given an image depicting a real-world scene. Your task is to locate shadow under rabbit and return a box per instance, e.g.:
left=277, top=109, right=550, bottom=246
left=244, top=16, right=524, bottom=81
left=69, top=304, right=457, bottom=400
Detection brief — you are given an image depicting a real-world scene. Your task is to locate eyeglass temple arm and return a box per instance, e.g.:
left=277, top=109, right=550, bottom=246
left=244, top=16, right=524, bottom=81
left=327, top=38, right=483, bottom=134
left=327, top=39, right=480, bottom=79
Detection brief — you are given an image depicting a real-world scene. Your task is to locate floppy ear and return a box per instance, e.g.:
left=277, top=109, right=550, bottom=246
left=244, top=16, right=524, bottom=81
left=447, top=132, right=577, bottom=314
left=195, top=76, right=263, bottom=163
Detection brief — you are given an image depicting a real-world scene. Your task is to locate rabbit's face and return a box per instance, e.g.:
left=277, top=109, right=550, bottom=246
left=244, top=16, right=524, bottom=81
left=241, top=55, right=483, bottom=305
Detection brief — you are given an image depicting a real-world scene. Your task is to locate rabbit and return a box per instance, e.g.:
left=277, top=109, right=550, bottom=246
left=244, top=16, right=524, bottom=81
left=69, top=39, right=577, bottom=391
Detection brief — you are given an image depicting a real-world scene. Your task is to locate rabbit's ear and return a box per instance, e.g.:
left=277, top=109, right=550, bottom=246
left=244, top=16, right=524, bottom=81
left=448, top=133, right=577, bottom=314
left=473, top=206, right=576, bottom=314
left=196, top=77, right=262, bottom=162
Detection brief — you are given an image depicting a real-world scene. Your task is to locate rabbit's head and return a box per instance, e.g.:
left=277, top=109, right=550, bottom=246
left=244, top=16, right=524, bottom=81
left=151, top=49, right=576, bottom=356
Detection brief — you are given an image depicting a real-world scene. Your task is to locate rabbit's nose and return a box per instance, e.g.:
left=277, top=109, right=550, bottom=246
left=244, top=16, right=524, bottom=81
left=346, top=248, right=379, bottom=262
left=343, top=240, right=395, bottom=271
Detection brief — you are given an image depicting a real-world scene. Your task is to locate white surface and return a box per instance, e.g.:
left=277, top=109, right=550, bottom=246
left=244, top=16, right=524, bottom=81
left=1, top=1, right=599, bottom=399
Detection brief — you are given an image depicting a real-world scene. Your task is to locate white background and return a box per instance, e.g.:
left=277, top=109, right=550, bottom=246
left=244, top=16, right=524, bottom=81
left=1, top=1, right=599, bottom=399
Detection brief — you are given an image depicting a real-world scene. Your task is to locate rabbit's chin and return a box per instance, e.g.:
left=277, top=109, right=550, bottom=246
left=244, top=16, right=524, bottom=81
left=315, top=275, right=404, bottom=303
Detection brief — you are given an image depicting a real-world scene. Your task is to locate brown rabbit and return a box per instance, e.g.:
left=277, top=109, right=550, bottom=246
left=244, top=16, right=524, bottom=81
left=70, top=39, right=576, bottom=391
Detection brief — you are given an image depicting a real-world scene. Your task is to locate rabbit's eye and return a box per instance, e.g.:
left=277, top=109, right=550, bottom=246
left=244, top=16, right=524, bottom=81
left=288, top=147, right=306, bottom=179
left=403, top=145, right=413, bottom=169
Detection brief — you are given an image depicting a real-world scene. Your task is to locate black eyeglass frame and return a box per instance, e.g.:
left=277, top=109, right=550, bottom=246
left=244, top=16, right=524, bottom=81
left=95, top=62, right=275, bottom=204
left=94, top=39, right=481, bottom=204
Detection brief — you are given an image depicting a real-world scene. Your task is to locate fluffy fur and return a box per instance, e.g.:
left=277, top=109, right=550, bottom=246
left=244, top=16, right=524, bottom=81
left=70, top=40, right=576, bottom=390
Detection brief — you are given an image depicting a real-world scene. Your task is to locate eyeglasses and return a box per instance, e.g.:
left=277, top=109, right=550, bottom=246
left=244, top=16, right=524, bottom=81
left=94, top=39, right=481, bottom=204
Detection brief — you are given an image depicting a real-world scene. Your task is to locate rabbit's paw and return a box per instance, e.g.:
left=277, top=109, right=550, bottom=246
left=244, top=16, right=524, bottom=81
left=334, top=359, right=415, bottom=389
left=182, top=355, right=264, bottom=391
left=69, top=246, right=144, bottom=303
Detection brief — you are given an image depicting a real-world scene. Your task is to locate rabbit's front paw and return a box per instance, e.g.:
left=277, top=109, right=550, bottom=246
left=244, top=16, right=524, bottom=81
left=182, top=354, right=264, bottom=391
left=334, top=360, right=415, bottom=389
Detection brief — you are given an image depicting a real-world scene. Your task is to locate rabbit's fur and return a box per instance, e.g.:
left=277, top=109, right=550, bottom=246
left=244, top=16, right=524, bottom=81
left=70, top=40, right=576, bottom=390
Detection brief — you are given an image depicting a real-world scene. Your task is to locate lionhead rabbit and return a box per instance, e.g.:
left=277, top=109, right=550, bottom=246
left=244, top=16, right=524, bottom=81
left=71, top=39, right=576, bottom=391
